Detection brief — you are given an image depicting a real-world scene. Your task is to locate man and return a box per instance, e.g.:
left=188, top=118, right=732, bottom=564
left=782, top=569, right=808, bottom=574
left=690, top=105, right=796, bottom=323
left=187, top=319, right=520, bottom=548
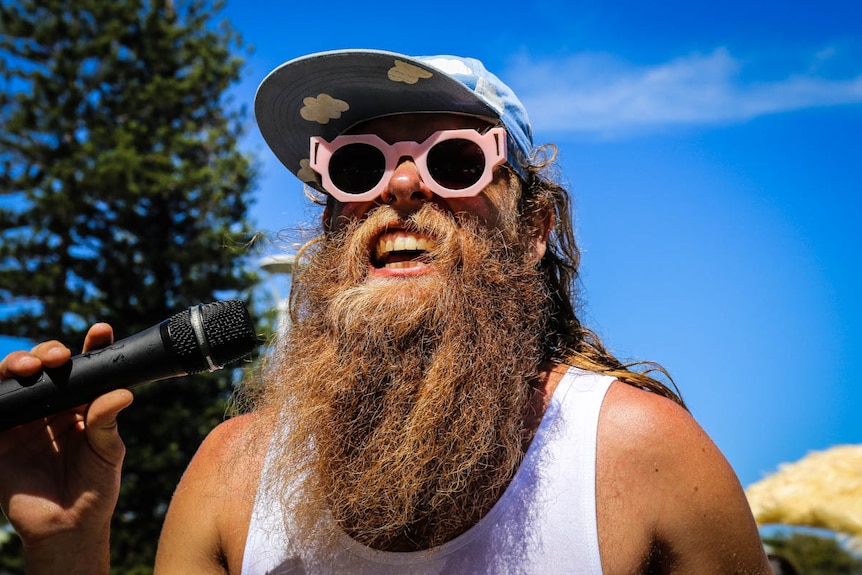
left=0, top=50, right=771, bottom=574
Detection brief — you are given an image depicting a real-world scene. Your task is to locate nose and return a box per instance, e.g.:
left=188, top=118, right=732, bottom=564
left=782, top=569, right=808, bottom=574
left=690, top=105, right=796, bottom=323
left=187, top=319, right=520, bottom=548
left=378, top=157, right=434, bottom=208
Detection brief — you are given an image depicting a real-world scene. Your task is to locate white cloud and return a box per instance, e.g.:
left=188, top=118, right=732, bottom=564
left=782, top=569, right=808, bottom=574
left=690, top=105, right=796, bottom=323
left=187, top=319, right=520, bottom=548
left=505, top=48, right=862, bottom=138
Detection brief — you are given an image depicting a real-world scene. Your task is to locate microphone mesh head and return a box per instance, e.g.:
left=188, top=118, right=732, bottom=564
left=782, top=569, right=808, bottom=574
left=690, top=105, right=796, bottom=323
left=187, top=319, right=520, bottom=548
left=168, top=300, right=258, bottom=374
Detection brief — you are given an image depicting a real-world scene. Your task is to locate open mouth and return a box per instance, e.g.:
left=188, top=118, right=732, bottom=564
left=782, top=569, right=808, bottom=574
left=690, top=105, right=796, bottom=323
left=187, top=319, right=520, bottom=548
left=372, top=231, right=437, bottom=270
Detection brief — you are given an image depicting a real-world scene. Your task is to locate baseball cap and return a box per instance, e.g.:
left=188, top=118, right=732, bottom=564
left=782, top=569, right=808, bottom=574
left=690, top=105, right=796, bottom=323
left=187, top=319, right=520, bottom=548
left=254, top=49, right=534, bottom=191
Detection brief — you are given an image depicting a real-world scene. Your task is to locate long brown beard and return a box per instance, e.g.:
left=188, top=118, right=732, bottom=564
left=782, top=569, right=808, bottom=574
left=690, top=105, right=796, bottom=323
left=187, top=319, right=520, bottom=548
left=256, top=202, right=551, bottom=551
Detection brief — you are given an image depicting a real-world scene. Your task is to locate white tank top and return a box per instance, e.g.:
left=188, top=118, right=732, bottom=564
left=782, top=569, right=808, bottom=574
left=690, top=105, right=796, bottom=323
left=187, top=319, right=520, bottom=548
left=242, top=367, right=613, bottom=574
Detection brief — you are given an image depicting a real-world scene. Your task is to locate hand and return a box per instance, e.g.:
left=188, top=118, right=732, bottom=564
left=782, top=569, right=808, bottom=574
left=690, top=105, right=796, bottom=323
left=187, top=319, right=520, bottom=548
left=0, top=324, right=133, bottom=571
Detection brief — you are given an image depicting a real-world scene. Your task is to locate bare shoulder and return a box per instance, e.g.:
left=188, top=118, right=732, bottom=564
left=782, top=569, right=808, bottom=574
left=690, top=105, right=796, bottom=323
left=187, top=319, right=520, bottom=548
left=596, top=382, right=770, bottom=574
left=191, top=411, right=271, bottom=468
left=154, top=411, right=273, bottom=575
left=177, top=411, right=272, bottom=495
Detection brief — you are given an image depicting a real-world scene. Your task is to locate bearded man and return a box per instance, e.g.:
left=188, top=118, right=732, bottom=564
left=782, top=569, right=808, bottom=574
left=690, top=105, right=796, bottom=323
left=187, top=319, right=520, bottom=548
left=0, top=50, right=771, bottom=574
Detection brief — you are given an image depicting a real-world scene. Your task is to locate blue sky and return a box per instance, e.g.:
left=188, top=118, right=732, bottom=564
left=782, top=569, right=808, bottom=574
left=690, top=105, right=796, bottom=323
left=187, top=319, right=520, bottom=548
left=218, top=0, right=861, bottom=490
left=2, top=0, right=859, bottom=493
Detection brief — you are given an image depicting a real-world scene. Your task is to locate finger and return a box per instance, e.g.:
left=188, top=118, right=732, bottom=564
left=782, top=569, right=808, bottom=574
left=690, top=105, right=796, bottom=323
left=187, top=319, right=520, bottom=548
left=0, top=350, right=44, bottom=379
left=82, top=323, right=113, bottom=354
left=85, top=389, right=133, bottom=463
left=0, top=411, right=57, bottom=457
left=0, top=342, right=70, bottom=377
left=30, top=340, right=73, bottom=368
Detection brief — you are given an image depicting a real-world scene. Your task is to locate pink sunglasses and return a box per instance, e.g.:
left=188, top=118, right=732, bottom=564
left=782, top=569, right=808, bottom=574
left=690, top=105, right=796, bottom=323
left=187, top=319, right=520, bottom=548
left=308, top=127, right=508, bottom=203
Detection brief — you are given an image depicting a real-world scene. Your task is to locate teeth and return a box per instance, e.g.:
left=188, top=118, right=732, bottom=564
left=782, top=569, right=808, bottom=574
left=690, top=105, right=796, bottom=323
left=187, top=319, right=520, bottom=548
left=375, top=232, right=436, bottom=259
left=385, top=261, right=422, bottom=269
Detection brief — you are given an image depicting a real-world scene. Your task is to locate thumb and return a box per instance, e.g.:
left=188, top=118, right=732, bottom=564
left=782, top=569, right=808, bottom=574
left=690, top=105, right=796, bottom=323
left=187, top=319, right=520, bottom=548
left=85, top=389, right=134, bottom=463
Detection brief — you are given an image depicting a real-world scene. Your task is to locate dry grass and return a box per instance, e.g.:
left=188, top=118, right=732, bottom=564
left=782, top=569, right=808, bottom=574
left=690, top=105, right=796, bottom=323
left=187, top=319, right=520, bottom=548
left=746, top=444, right=862, bottom=551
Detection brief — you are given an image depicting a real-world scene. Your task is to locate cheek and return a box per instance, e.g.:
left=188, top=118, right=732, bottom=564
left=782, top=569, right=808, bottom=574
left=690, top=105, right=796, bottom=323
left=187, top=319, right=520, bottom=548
left=447, top=175, right=519, bottom=230
left=327, top=201, right=375, bottom=233
left=445, top=196, right=502, bottom=228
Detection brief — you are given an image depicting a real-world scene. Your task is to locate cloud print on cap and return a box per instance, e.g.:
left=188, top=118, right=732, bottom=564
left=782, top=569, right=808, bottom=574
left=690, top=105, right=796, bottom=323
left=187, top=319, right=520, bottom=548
left=387, top=60, right=433, bottom=84
left=300, top=94, right=350, bottom=125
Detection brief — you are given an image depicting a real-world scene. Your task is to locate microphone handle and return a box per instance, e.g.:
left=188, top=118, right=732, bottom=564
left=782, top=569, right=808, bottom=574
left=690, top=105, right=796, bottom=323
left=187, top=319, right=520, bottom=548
left=0, top=322, right=183, bottom=431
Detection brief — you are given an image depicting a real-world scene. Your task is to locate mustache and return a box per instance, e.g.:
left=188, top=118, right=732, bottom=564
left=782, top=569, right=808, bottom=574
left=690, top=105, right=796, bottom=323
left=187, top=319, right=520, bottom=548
left=329, top=203, right=487, bottom=283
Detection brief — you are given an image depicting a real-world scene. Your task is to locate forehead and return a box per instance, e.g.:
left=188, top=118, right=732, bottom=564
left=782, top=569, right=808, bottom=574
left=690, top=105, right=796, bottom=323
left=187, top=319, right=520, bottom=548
left=346, top=113, right=495, bottom=143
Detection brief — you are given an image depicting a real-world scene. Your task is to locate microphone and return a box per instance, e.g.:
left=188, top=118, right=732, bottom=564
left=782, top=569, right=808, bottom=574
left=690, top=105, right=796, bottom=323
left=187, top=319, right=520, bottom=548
left=0, top=300, right=258, bottom=431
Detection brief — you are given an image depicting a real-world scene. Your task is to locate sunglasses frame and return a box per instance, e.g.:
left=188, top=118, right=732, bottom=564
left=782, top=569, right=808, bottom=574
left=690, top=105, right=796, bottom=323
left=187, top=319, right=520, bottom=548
left=308, top=127, right=508, bottom=203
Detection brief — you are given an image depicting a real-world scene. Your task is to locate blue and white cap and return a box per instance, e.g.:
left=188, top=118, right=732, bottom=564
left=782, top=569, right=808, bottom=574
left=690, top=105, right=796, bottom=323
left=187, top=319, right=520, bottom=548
left=254, top=49, right=534, bottom=190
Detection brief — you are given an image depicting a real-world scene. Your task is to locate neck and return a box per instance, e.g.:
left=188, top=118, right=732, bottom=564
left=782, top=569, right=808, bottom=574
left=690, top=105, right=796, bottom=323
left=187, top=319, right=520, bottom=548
left=522, top=361, right=565, bottom=451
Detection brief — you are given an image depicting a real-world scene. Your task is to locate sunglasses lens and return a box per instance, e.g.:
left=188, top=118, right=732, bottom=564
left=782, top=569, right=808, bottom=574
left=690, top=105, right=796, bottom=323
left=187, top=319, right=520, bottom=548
left=329, top=143, right=386, bottom=194
left=427, top=138, right=486, bottom=190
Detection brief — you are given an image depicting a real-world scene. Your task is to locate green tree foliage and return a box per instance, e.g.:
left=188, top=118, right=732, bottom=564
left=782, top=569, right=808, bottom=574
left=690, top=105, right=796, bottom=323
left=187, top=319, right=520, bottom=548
left=0, top=0, right=261, bottom=572
left=764, top=529, right=862, bottom=575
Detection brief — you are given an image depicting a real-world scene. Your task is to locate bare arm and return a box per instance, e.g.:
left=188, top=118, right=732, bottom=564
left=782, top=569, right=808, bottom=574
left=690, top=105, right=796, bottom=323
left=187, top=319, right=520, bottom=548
left=0, top=324, right=133, bottom=575
left=154, top=412, right=268, bottom=575
left=597, top=382, right=771, bottom=574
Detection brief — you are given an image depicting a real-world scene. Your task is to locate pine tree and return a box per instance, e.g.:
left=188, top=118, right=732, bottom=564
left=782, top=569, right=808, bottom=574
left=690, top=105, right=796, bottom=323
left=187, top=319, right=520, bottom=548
left=0, top=1, right=260, bottom=572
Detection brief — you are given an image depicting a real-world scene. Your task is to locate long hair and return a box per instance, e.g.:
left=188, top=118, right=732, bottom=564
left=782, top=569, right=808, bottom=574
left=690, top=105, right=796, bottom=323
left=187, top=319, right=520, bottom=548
left=519, top=144, right=686, bottom=408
